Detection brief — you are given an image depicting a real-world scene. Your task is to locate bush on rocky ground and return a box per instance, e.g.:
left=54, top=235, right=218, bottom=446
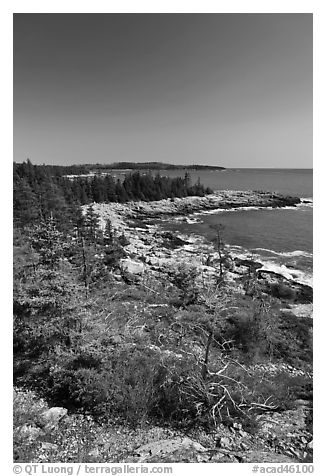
left=169, top=263, right=200, bottom=306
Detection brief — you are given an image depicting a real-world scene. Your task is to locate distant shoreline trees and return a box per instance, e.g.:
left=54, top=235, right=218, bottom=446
left=13, top=161, right=225, bottom=176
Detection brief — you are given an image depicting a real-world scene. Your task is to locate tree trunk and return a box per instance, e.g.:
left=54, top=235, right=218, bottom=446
left=202, top=330, right=213, bottom=380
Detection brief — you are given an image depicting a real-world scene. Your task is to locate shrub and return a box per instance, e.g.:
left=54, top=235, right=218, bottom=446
left=219, top=296, right=312, bottom=367
left=264, top=312, right=313, bottom=367
left=13, top=388, right=48, bottom=428
left=49, top=368, right=111, bottom=413
left=169, top=263, right=200, bottom=306
left=150, top=356, right=201, bottom=424
left=224, top=301, right=276, bottom=362
left=48, top=346, right=162, bottom=425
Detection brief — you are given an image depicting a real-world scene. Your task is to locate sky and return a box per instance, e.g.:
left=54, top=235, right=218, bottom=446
left=13, top=13, right=312, bottom=168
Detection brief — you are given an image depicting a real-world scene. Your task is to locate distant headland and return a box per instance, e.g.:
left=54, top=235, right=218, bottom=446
left=104, top=162, right=226, bottom=171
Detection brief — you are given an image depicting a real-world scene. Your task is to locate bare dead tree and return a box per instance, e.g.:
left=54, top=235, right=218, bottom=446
left=210, top=224, right=226, bottom=281
left=201, top=330, right=213, bottom=380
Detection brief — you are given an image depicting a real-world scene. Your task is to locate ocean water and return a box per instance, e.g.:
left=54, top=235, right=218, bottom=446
left=158, top=168, right=313, bottom=287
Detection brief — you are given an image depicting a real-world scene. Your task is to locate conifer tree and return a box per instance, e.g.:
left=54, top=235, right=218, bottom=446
left=28, top=217, right=67, bottom=269
left=83, top=205, right=100, bottom=244
left=13, top=177, right=39, bottom=226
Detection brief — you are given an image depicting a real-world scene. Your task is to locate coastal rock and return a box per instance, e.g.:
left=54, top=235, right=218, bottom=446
left=283, top=303, right=313, bottom=319
left=161, top=231, right=189, bottom=249
left=223, top=256, right=235, bottom=270
left=257, top=270, right=313, bottom=303
left=84, top=192, right=301, bottom=230
left=98, top=191, right=301, bottom=220
left=234, top=257, right=263, bottom=270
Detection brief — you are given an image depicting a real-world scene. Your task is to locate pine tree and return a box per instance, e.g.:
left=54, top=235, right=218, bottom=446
left=104, top=175, right=117, bottom=202
left=115, top=179, right=128, bottom=202
left=13, top=177, right=39, bottom=226
left=28, top=217, right=68, bottom=269
left=83, top=205, right=100, bottom=244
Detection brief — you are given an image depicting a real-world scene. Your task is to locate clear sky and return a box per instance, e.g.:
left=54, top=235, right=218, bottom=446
left=13, top=13, right=312, bottom=167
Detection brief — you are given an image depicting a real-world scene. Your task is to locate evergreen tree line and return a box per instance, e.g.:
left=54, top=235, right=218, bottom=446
left=14, top=160, right=212, bottom=228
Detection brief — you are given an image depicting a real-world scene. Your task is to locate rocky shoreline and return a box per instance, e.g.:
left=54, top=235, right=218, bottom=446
left=86, top=190, right=312, bottom=316
left=92, top=190, right=301, bottom=222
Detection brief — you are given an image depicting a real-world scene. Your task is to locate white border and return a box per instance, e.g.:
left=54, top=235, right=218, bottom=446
left=3, top=2, right=323, bottom=474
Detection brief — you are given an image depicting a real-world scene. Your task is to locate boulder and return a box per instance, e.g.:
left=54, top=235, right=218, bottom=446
left=216, top=436, right=232, bottom=449
left=234, top=258, right=262, bottom=270
left=240, top=450, right=297, bottom=463
left=39, top=407, right=68, bottom=428
left=161, top=232, right=189, bottom=249
left=120, top=259, right=145, bottom=275
left=132, top=437, right=206, bottom=462
left=41, top=442, right=59, bottom=451
left=18, top=424, right=43, bottom=440
left=223, top=256, right=235, bottom=271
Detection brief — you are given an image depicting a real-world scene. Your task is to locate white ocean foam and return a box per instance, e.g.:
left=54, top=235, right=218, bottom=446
left=185, top=217, right=202, bottom=224
left=170, top=216, right=203, bottom=224
left=252, top=248, right=313, bottom=259
left=193, top=209, right=225, bottom=216
left=301, top=197, right=313, bottom=203
left=226, top=245, right=313, bottom=288
left=194, top=205, right=271, bottom=216
left=257, top=261, right=313, bottom=288
left=193, top=203, right=308, bottom=217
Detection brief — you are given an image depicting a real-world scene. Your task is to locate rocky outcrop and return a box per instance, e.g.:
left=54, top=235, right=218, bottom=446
left=234, top=257, right=263, bottom=271
left=126, top=191, right=301, bottom=219
left=132, top=437, right=206, bottom=462
left=87, top=190, right=301, bottom=228
left=257, top=270, right=313, bottom=304
left=126, top=436, right=295, bottom=463
left=115, top=416, right=311, bottom=462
